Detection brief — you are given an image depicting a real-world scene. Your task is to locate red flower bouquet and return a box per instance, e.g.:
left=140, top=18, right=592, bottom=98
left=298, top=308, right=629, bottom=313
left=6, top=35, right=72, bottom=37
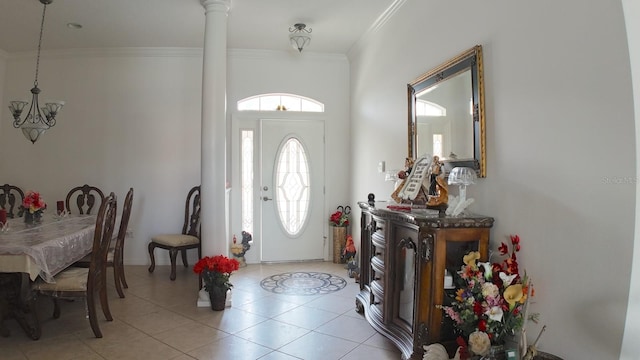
left=193, top=255, right=240, bottom=294
left=19, top=191, right=47, bottom=224
left=21, top=190, right=47, bottom=214
left=329, top=210, right=349, bottom=226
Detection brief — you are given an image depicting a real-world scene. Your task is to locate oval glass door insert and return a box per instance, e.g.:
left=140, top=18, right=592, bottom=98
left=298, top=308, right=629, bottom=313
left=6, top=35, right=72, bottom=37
left=275, top=137, right=311, bottom=236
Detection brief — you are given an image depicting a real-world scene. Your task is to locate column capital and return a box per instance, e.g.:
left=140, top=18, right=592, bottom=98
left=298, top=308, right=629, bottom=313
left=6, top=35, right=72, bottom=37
left=200, top=0, right=230, bottom=13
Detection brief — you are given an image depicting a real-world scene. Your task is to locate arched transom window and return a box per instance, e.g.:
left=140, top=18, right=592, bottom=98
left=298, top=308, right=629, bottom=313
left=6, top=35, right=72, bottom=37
left=237, top=93, right=324, bottom=112
left=416, top=99, right=446, bottom=117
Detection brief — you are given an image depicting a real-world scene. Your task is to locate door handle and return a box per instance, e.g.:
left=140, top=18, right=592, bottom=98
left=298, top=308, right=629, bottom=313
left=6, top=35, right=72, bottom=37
left=262, top=196, right=273, bottom=201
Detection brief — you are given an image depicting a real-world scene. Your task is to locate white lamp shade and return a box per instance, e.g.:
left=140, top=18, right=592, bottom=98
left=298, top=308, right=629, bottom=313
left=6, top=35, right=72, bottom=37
left=290, top=33, right=311, bottom=52
left=448, top=167, right=477, bottom=186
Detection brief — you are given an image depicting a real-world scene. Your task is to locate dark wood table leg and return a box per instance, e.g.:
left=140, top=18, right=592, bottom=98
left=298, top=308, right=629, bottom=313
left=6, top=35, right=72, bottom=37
left=0, top=273, right=41, bottom=340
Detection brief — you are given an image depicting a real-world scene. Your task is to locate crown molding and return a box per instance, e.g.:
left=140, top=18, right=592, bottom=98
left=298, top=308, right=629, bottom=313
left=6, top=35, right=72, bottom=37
left=347, top=0, right=407, bottom=58
left=6, top=47, right=204, bottom=61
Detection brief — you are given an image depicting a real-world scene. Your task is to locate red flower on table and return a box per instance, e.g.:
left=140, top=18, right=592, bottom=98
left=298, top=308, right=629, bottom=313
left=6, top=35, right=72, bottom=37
left=21, top=191, right=47, bottom=214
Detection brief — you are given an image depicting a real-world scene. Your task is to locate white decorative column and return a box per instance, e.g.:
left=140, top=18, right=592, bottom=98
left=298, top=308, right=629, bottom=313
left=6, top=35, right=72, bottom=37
left=200, top=0, right=230, bottom=257
left=197, top=0, right=231, bottom=308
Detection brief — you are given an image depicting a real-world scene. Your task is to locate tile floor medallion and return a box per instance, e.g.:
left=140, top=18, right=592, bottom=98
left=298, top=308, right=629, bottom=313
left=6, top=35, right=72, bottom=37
left=260, top=272, right=347, bottom=295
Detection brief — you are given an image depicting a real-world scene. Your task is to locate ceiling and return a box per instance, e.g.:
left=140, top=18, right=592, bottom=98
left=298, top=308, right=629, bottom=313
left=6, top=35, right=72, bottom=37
left=0, top=0, right=398, bottom=54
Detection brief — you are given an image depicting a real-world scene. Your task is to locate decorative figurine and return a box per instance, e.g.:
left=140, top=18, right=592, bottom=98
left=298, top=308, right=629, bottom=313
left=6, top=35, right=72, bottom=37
left=424, top=155, right=448, bottom=208
left=341, top=235, right=356, bottom=262
left=391, top=155, right=448, bottom=212
left=391, top=157, right=414, bottom=204
left=347, top=258, right=360, bottom=280
left=422, top=343, right=463, bottom=360
left=367, top=193, right=376, bottom=206
left=230, top=231, right=252, bottom=267
left=428, top=155, right=443, bottom=196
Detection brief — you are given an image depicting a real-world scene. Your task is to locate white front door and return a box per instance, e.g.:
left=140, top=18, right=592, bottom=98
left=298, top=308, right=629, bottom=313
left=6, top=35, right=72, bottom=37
left=260, top=119, right=325, bottom=262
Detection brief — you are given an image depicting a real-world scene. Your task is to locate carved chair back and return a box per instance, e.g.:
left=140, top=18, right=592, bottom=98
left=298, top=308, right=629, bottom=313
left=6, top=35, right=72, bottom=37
left=65, top=184, right=105, bottom=215
left=0, top=184, right=25, bottom=218
left=182, top=185, right=201, bottom=238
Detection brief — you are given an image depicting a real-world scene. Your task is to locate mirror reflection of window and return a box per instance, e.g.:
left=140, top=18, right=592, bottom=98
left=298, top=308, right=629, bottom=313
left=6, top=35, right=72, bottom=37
left=433, top=134, right=443, bottom=158
left=416, top=100, right=446, bottom=116
left=416, top=69, right=473, bottom=162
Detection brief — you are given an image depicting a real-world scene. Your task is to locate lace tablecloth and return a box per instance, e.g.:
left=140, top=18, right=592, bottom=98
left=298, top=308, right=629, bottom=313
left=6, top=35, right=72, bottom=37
left=0, top=215, right=97, bottom=283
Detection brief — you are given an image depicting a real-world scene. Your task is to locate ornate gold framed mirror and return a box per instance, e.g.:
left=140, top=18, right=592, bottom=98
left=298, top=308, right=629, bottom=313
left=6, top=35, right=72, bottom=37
left=407, top=45, right=486, bottom=177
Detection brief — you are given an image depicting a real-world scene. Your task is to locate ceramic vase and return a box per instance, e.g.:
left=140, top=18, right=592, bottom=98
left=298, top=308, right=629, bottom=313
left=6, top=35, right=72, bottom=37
left=208, top=289, right=227, bottom=311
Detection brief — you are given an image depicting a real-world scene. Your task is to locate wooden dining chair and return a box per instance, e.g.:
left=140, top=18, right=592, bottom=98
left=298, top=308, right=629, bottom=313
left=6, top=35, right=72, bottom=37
left=0, top=184, right=25, bottom=218
left=65, top=184, right=105, bottom=215
left=148, top=185, right=201, bottom=280
left=32, top=192, right=118, bottom=338
left=74, top=188, right=134, bottom=298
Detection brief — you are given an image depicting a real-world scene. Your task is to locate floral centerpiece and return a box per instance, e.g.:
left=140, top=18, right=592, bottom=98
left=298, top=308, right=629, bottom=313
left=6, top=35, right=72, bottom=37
left=193, top=255, right=240, bottom=310
left=439, top=235, right=534, bottom=358
left=18, top=190, right=47, bottom=224
left=329, top=210, right=349, bottom=226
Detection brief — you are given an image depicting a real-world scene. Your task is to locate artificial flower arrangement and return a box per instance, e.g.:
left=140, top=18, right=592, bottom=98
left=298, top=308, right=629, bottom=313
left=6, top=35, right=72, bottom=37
left=18, top=190, right=47, bottom=219
left=439, top=235, right=536, bottom=359
left=329, top=210, right=349, bottom=226
left=193, top=255, right=240, bottom=295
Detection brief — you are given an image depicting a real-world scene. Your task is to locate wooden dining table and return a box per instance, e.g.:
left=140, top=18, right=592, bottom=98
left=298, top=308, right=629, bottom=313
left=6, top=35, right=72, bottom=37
left=0, top=214, right=97, bottom=339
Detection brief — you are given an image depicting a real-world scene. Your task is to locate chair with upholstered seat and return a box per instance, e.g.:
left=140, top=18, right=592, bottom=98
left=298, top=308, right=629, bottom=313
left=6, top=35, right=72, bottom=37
left=0, top=184, right=25, bottom=218
left=148, top=185, right=201, bottom=281
left=74, top=188, right=134, bottom=298
left=32, top=192, right=118, bottom=338
left=66, top=184, right=105, bottom=215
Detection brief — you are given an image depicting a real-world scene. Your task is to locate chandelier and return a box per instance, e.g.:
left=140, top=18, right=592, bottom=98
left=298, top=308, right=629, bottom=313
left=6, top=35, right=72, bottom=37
left=8, top=0, right=64, bottom=144
left=289, top=23, right=312, bottom=53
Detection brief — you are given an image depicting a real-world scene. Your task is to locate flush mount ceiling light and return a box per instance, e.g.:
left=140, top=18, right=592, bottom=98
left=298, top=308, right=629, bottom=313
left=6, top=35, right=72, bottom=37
left=8, top=0, right=64, bottom=144
left=289, top=23, right=312, bottom=53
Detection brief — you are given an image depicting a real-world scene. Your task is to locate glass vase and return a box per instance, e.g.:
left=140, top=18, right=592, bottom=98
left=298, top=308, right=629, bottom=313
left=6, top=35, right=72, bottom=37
left=24, top=212, right=34, bottom=225
left=24, top=211, right=42, bottom=226
left=480, top=345, right=505, bottom=360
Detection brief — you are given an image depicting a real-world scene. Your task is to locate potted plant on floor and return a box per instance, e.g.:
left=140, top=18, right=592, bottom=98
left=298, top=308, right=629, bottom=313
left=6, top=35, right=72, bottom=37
left=193, top=255, right=240, bottom=310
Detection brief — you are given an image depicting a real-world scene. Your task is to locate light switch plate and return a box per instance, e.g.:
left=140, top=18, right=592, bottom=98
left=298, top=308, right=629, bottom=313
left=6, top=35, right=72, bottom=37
left=377, top=161, right=385, bottom=173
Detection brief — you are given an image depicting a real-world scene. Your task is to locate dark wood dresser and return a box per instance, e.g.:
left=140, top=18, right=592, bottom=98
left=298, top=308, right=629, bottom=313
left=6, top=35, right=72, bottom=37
left=356, top=201, right=494, bottom=359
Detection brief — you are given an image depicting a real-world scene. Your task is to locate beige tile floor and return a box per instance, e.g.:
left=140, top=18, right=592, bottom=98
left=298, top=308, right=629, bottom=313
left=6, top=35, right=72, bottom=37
left=1, top=262, right=403, bottom=360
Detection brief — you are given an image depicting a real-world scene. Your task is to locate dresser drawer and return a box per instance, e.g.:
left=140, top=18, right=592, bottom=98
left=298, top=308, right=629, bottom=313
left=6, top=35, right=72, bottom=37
left=371, top=279, right=384, bottom=305
left=371, top=216, right=385, bottom=238
left=371, top=255, right=384, bottom=275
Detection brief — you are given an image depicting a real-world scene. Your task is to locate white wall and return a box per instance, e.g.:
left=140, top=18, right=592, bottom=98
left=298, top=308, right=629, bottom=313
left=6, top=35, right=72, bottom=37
left=1, top=48, right=203, bottom=266
left=0, top=50, right=6, bottom=141
left=349, top=0, right=635, bottom=359
left=0, top=47, right=351, bottom=268
left=621, top=1, right=640, bottom=358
